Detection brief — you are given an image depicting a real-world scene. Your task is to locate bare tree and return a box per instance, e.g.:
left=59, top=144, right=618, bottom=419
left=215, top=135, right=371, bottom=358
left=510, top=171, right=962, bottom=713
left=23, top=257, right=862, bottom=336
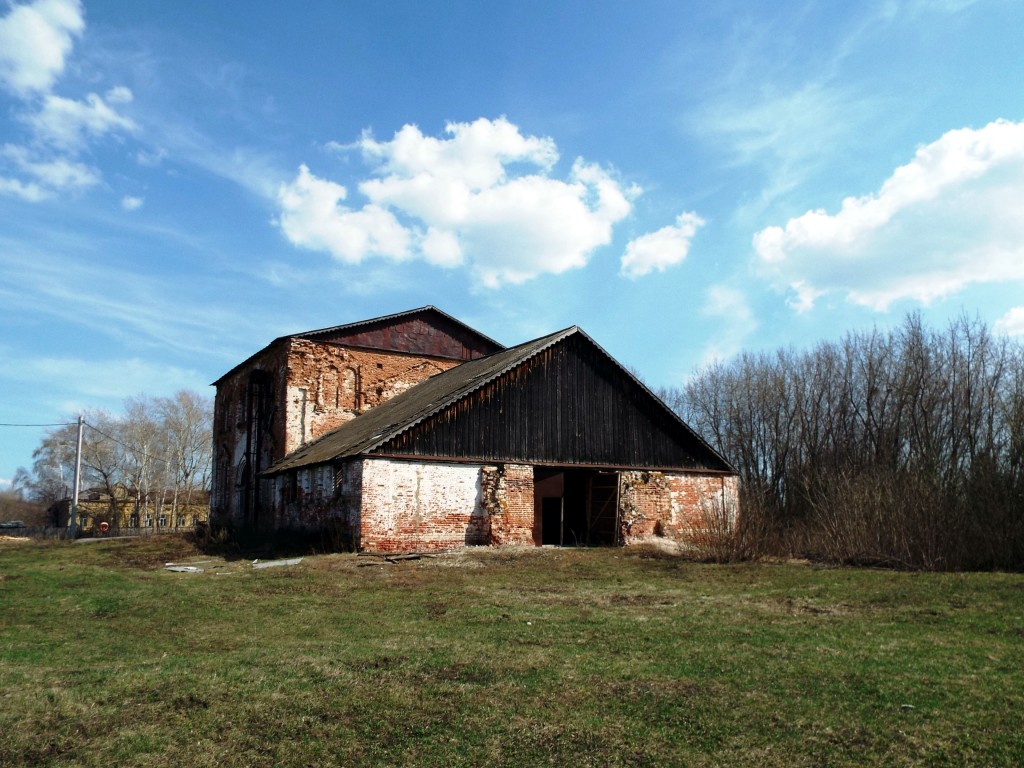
left=156, top=390, right=213, bottom=524
left=674, top=313, right=1024, bottom=570
left=19, top=390, right=213, bottom=531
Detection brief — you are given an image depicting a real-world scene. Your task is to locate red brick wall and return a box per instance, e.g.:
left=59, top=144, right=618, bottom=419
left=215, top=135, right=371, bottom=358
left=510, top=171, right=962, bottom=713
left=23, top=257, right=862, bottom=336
left=481, top=464, right=537, bottom=545
left=264, top=459, right=737, bottom=553
left=355, top=460, right=539, bottom=552
left=619, top=471, right=739, bottom=544
left=213, top=338, right=463, bottom=527
left=284, top=340, right=461, bottom=453
left=358, top=459, right=490, bottom=552
left=211, top=341, right=292, bottom=527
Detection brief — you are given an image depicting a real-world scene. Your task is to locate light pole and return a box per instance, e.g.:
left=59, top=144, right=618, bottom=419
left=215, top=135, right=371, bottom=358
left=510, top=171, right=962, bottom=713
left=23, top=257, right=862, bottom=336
left=68, top=415, right=84, bottom=538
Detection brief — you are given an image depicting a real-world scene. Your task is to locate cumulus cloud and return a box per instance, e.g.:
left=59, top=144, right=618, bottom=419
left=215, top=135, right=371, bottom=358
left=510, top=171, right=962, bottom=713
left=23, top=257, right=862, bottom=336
left=995, top=307, right=1024, bottom=337
left=277, top=164, right=411, bottom=263
left=277, top=117, right=638, bottom=287
left=753, top=119, right=1024, bottom=311
left=0, top=0, right=84, bottom=96
left=621, top=212, right=704, bottom=278
left=121, top=195, right=143, bottom=211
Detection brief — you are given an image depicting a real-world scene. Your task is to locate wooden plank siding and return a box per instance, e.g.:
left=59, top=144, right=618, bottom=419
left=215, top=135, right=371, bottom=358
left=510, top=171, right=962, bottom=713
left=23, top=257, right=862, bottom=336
left=376, top=333, right=726, bottom=470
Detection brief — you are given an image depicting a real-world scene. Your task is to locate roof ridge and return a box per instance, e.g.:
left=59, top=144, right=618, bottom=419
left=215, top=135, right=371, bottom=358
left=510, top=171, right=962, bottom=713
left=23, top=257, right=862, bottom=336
left=262, top=322, right=735, bottom=476
left=294, top=305, right=504, bottom=350
left=264, top=326, right=577, bottom=474
left=212, top=306, right=504, bottom=386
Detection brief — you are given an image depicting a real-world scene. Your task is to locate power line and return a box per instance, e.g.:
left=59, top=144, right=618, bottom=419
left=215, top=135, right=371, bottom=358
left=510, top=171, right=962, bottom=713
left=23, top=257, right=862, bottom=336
left=0, top=422, right=77, bottom=427
left=83, top=421, right=172, bottom=466
left=0, top=418, right=175, bottom=466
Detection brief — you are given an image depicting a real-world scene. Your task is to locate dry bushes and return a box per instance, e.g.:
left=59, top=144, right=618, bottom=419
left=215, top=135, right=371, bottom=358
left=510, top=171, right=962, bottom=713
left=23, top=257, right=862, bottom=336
left=672, top=313, right=1024, bottom=570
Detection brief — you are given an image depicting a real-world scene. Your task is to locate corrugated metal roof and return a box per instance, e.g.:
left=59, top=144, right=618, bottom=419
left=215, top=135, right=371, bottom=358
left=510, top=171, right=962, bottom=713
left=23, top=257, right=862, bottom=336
left=263, top=325, right=735, bottom=475
left=264, top=327, right=576, bottom=473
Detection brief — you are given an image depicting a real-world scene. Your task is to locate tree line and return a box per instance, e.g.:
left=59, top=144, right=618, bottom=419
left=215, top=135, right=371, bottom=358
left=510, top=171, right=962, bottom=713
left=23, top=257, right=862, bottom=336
left=11, top=390, right=213, bottom=528
left=664, top=313, right=1024, bottom=570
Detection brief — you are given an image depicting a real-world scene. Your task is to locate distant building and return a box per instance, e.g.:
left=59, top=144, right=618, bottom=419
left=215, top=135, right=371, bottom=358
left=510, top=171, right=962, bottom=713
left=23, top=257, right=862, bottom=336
left=51, top=486, right=209, bottom=532
left=211, top=307, right=738, bottom=552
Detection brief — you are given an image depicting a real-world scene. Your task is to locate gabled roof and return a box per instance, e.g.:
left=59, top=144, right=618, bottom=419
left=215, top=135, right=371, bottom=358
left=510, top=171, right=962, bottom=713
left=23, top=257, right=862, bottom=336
left=212, top=306, right=503, bottom=386
left=297, top=305, right=503, bottom=349
left=265, top=326, right=735, bottom=475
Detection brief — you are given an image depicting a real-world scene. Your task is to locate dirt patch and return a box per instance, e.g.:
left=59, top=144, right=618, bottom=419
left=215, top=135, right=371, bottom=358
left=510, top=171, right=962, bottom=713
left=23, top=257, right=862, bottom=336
left=87, top=535, right=204, bottom=569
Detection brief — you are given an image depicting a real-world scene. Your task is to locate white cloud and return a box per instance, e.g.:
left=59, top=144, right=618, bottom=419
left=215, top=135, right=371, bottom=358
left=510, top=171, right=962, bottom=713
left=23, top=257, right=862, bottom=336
left=621, top=212, right=704, bottom=278
left=0, top=175, right=47, bottom=201
left=995, top=307, right=1024, bottom=337
left=277, top=118, right=637, bottom=287
left=696, top=75, right=869, bottom=219
left=0, top=3, right=138, bottom=201
left=753, top=119, right=1024, bottom=311
left=105, top=85, right=132, bottom=104
left=0, top=143, right=98, bottom=197
left=0, top=0, right=84, bottom=96
left=359, top=118, right=558, bottom=192
left=421, top=227, right=462, bottom=267
left=121, top=195, right=143, bottom=211
left=0, top=237, right=247, bottom=359
left=277, top=164, right=411, bottom=263
left=27, top=90, right=137, bottom=151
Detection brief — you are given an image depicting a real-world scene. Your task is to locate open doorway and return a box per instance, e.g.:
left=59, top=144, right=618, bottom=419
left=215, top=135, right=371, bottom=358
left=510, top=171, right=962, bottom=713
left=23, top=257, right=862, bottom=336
left=534, top=467, right=620, bottom=546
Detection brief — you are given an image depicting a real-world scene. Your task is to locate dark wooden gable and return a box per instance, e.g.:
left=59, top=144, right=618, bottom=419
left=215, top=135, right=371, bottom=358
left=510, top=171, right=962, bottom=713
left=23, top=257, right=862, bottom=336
left=304, top=307, right=502, bottom=361
left=375, top=331, right=731, bottom=471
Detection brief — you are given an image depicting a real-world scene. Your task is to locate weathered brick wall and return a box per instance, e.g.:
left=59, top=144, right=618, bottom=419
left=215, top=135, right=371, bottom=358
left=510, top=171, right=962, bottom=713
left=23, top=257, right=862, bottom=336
left=619, top=471, right=739, bottom=544
left=213, top=338, right=462, bottom=528
left=481, top=463, right=537, bottom=545
left=211, top=341, right=291, bottom=527
left=264, top=459, right=738, bottom=552
left=268, top=460, right=363, bottom=547
left=359, top=458, right=490, bottom=552
left=267, top=459, right=538, bottom=552
left=283, top=340, right=461, bottom=454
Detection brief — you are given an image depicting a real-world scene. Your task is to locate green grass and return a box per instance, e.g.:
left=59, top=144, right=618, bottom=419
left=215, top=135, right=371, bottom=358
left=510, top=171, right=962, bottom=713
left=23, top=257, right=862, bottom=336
left=1, top=536, right=1023, bottom=767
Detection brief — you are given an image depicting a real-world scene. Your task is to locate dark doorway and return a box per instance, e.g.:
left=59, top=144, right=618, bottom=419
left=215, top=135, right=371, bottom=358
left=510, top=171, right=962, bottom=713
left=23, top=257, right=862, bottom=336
left=541, top=497, right=563, bottom=545
left=534, top=467, right=620, bottom=546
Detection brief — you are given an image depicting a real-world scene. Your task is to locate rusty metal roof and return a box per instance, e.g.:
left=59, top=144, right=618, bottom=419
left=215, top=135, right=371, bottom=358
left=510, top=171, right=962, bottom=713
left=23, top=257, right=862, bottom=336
left=297, top=305, right=504, bottom=349
left=264, top=327, right=576, bottom=474
left=212, top=305, right=504, bottom=386
left=264, top=325, right=735, bottom=476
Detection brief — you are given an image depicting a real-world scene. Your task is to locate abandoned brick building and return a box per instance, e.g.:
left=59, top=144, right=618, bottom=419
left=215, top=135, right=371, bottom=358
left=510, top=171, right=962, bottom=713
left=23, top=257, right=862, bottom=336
left=210, top=306, right=738, bottom=552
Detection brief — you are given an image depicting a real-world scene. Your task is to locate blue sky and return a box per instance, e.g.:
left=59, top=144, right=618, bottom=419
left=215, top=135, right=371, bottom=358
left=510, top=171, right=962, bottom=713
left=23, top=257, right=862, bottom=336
left=2, top=0, right=1024, bottom=488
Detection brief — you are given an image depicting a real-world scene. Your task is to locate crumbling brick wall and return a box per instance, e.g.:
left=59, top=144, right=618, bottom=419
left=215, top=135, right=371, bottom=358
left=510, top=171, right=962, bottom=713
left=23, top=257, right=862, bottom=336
left=481, top=463, right=536, bottom=545
left=267, top=460, right=363, bottom=548
left=265, top=458, right=738, bottom=553
left=213, top=338, right=462, bottom=528
left=283, top=340, right=461, bottom=453
left=210, top=341, right=291, bottom=528
left=619, top=471, right=739, bottom=544
left=359, top=458, right=490, bottom=552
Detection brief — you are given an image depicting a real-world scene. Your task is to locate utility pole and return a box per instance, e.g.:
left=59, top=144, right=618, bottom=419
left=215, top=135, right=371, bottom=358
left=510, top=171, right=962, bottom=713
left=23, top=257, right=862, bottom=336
left=68, top=415, right=84, bottom=538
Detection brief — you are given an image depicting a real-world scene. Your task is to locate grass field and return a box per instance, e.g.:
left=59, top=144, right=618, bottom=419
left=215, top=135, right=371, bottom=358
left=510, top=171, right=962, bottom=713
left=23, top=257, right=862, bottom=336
left=1, top=536, right=1022, bottom=767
